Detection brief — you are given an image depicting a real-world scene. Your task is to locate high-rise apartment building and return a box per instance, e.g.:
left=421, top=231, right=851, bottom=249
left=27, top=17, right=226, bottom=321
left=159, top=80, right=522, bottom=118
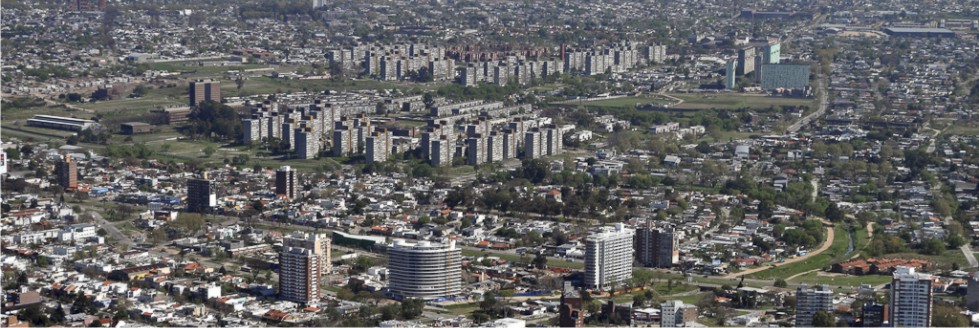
left=890, top=266, right=932, bottom=327
left=189, top=80, right=221, bottom=107
left=278, top=246, right=321, bottom=304
left=725, top=61, right=737, bottom=90
left=387, top=240, right=462, bottom=300
left=795, top=284, right=833, bottom=327
left=584, top=224, right=635, bottom=291
left=366, top=129, right=392, bottom=164
left=737, top=47, right=756, bottom=75
left=275, top=166, right=299, bottom=199
left=635, top=224, right=679, bottom=268
left=283, top=232, right=332, bottom=275
left=186, top=173, right=216, bottom=213
left=56, top=154, right=78, bottom=190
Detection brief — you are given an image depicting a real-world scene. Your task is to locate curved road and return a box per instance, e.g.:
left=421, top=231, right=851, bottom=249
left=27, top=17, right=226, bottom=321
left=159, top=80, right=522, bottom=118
left=723, top=217, right=834, bottom=279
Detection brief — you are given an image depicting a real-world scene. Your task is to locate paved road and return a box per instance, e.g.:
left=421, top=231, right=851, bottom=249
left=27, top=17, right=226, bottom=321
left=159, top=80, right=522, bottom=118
left=82, top=206, right=136, bottom=248
left=788, top=74, right=828, bottom=133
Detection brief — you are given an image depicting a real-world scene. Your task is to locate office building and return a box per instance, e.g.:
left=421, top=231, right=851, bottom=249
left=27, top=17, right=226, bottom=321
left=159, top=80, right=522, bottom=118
left=635, top=224, right=678, bottom=268
left=661, top=301, right=698, bottom=327
left=283, top=232, right=332, bottom=275
left=760, top=64, right=811, bottom=90
left=275, top=166, right=299, bottom=199
left=584, top=224, right=634, bottom=291
left=725, top=61, right=737, bottom=89
left=189, top=80, right=221, bottom=107
left=795, top=284, right=833, bottom=327
left=862, top=302, right=889, bottom=327
left=387, top=240, right=462, bottom=300
left=56, top=154, right=78, bottom=191
left=278, top=246, right=321, bottom=304
left=186, top=173, right=216, bottom=213
left=889, top=266, right=932, bottom=327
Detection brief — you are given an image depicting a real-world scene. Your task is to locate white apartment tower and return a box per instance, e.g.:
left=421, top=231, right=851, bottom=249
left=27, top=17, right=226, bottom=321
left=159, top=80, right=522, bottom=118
left=890, top=266, right=933, bottom=327
left=795, top=284, right=833, bottom=327
left=584, top=224, right=635, bottom=291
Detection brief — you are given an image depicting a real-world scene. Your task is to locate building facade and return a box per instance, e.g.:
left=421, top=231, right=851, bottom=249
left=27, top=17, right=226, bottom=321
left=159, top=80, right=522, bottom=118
left=283, top=232, right=332, bottom=275
left=189, top=80, right=221, bottom=107
left=889, top=266, right=932, bottom=327
left=387, top=240, right=462, bottom=300
left=186, top=174, right=216, bottom=213
left=795, top=284, right=833, bottom=327
left=275, top=166, right=299, bottom=199
left=278, top=246, right=321, bottom=304
left=584, top=224, right=635, bottom=290
left=635, top=224, right=678, bottom=268
left=56, top=154, right=78, bottom=190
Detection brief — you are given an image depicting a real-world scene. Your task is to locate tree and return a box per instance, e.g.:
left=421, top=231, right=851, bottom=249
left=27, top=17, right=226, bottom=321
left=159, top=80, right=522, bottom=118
left=532, top=253, right=548, bottom=269
left=919, top=238, right=945, bottom=256
left=811, top=310, right=835, bottom=327
left=400, top=298, right=425, bottom=319
left=933, top=303, right=969, bottom=327
left=423, top=93, right=435, bottom=109
left=773, top=279, right=788, bottom=288
left=825, top=203, right=844, bottom=222
left=90, top=88, right=111, bottom=101
left=203, top=146, right=217, bottom=157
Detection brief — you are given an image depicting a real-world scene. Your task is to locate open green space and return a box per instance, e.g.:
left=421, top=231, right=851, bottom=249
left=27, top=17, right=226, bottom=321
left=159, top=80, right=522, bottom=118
left=573, top=95, right=672, bottom=109
left=461, top=249, right=584, bottom=269
left=667, top=93, right=814, bottom=110
left=746, top=225, right=851, bottom=280
left=789, top=272, right=892, bottom=287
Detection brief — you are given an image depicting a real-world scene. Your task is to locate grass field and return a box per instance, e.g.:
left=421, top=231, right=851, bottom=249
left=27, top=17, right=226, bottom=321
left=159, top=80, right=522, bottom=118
left=574, top=95, right=672, bottom=109
left=746, top=225, right=851, bottom=280
left=667, top=93, right=814, bottom=110
left=880, top=250, right=968, bottom=270
left=461, top=249, right=584, bottom=269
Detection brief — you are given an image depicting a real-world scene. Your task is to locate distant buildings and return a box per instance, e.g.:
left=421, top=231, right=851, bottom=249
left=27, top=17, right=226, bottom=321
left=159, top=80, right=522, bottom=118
left=27, top=115, right=100, bottom=132
left=635, top=224, right=678, bottom=268
left=889, top=266, right=932, bottom=327
left=660, top=300, right=698, bottom=327
left=387, top=240, right=462, bottom=300
left=186, top=173, right=216, bottom=213
left=584, top=224, right=634, bottom=291
left=275, top=166, right=299, bottom=199
left=795, top=284, right=833, bottom=327
left=56, top=154, right=78, bottom=191
left=737, top=47, right=755, bottom=75
left=71, top=0, right=105, bottom=12
left=189, top=79, right=221, bottom=107
left=278, top=246, right=322, bottom=304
